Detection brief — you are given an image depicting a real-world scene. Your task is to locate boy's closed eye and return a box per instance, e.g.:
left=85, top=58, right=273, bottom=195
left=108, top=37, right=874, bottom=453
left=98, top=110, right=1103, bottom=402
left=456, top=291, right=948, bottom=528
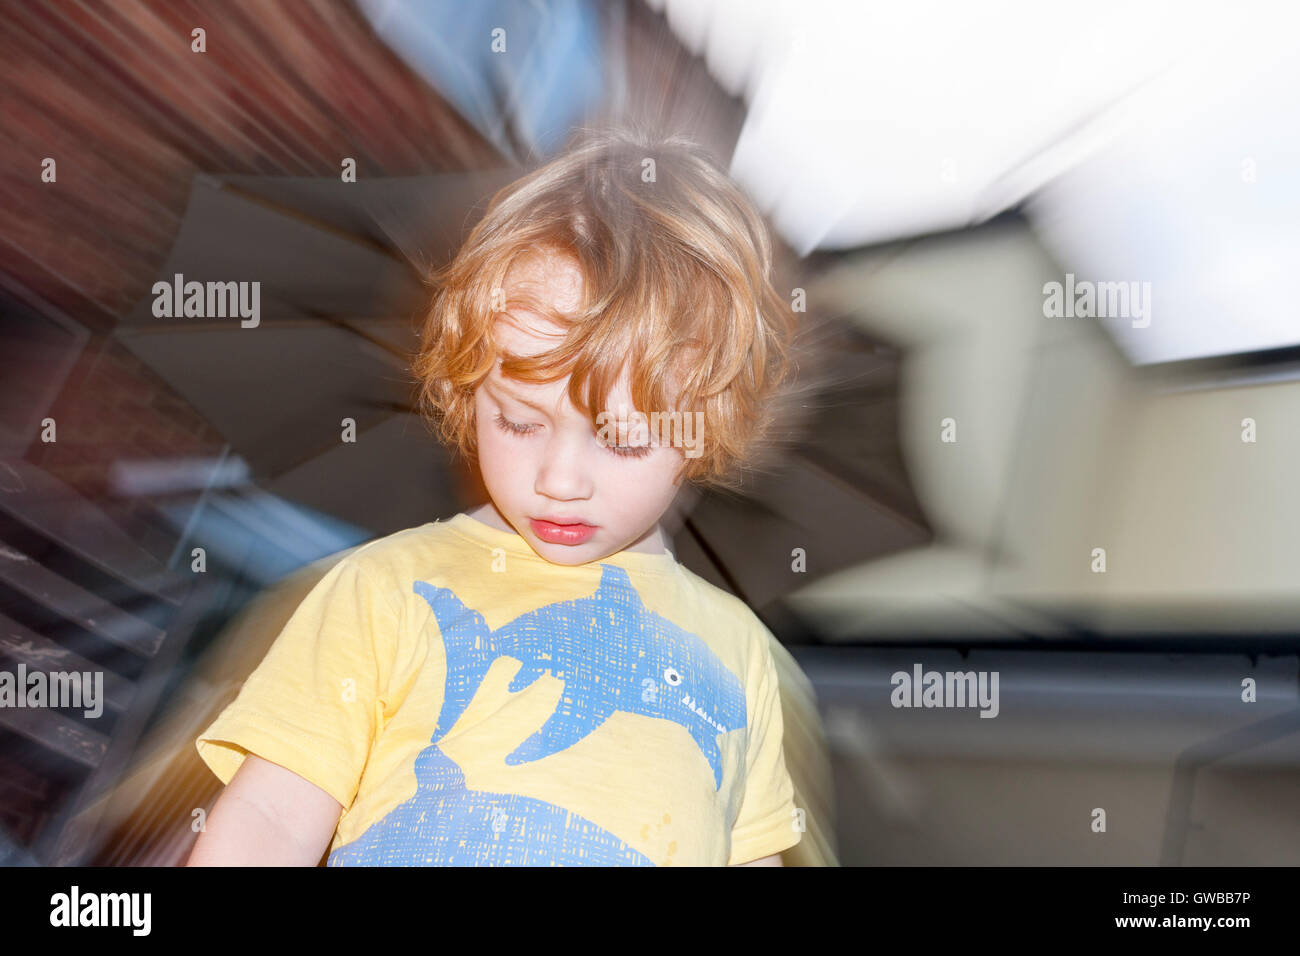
left=491, top=410, right=655, bottom=459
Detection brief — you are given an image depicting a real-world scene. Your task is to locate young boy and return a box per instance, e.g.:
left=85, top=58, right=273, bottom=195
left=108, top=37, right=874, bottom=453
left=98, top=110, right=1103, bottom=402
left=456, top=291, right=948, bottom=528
left=188, top=127, right=801, bottom=867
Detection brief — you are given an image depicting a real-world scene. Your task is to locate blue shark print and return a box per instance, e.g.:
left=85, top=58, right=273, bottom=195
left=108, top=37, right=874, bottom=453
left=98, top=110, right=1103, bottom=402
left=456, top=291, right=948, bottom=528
left=327, top=744, right=653, bottom=866
left=413, top=563, right=747, bottom=789
left=328, top=565, right=747, bottom=866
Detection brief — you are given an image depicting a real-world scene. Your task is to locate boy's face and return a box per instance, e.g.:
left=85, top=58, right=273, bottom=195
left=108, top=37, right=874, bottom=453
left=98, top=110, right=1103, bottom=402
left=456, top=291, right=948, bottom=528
left=471, top=251, right=688, bottom=566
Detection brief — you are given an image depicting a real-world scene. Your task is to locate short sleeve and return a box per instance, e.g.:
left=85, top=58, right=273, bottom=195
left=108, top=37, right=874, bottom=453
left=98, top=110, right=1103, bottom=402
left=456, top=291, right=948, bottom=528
left=195, top=555, right=399, bottom=812
left=727, top=628, right=801, bottom=864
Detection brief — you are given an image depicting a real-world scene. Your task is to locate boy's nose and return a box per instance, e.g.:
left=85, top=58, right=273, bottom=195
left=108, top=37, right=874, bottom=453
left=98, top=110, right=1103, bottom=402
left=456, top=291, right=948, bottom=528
left=533, top=431, right=595, bottom=502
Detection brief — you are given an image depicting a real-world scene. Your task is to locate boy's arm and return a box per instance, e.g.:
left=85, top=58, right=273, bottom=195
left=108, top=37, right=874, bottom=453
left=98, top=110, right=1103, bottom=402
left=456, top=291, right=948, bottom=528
left=186, top=754, right=344, bottom=866
left=731, top=853, right=784, bottom=867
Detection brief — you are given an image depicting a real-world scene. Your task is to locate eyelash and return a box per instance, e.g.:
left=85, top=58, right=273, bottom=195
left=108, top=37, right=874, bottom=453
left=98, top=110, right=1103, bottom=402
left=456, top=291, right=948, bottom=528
left=493, top=411, right=653, bottom=459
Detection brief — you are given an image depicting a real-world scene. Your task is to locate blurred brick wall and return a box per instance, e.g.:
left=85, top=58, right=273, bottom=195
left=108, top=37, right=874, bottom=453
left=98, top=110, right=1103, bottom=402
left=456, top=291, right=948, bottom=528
left=0, top=0, right=499, bottom=558
left=24, top=333, right=229, bottom=562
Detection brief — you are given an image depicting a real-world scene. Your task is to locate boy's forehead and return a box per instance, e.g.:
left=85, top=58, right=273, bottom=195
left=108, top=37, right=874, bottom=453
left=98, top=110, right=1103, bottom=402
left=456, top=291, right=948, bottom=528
left=501, top=249, right=584, bottom=314
left=488, top=251, right=686, bottom=411
left=492, top=248, right=583, bottom=359
left=489, top=355, right=635, bottom=411
left=492, top=310, right=566, bottom=358
left=489, top=318, right=636, bottom=411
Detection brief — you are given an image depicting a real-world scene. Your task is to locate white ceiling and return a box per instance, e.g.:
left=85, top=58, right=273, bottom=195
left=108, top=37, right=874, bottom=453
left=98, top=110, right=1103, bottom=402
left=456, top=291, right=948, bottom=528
left=647, top=0, right=1300, bottom=364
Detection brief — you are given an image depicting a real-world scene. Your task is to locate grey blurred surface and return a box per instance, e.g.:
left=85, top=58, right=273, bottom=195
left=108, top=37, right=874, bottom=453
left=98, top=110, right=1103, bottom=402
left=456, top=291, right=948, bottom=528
left=793, top=645, right=1300, bottom=865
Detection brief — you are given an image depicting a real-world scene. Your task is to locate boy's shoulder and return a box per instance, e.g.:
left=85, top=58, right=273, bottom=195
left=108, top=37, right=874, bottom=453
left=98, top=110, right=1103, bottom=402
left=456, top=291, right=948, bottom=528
left=671, top=562, right=773, bottom=650
left=326, top=519, right=458, bottom=585
left=672, top=561, right=741, bottom=609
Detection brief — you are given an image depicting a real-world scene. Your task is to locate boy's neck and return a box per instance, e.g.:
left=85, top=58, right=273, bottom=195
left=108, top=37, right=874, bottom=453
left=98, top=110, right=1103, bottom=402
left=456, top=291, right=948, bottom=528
left=465, top=502, right=670, bottom=556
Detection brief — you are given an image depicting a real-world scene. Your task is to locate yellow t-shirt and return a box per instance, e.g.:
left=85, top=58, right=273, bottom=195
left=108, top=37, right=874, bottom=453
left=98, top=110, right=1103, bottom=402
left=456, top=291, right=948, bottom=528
left=195, top=512, right=801, bottom=866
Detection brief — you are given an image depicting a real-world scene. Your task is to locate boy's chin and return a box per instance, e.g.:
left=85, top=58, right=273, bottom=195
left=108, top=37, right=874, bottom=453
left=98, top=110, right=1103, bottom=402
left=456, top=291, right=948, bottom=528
left=529, top=538, right=600, bottom=565
left=522, top=527, right=620, bottom=563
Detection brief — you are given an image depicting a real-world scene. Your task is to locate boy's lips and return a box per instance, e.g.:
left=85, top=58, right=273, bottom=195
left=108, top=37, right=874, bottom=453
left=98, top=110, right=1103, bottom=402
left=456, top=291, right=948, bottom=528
left=530, top=517, right=597, bottom=545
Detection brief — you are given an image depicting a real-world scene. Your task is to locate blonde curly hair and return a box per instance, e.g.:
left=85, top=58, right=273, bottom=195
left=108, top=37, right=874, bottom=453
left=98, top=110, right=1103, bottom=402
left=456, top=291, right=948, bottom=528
left=411, top=125, right=800, bottom=493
